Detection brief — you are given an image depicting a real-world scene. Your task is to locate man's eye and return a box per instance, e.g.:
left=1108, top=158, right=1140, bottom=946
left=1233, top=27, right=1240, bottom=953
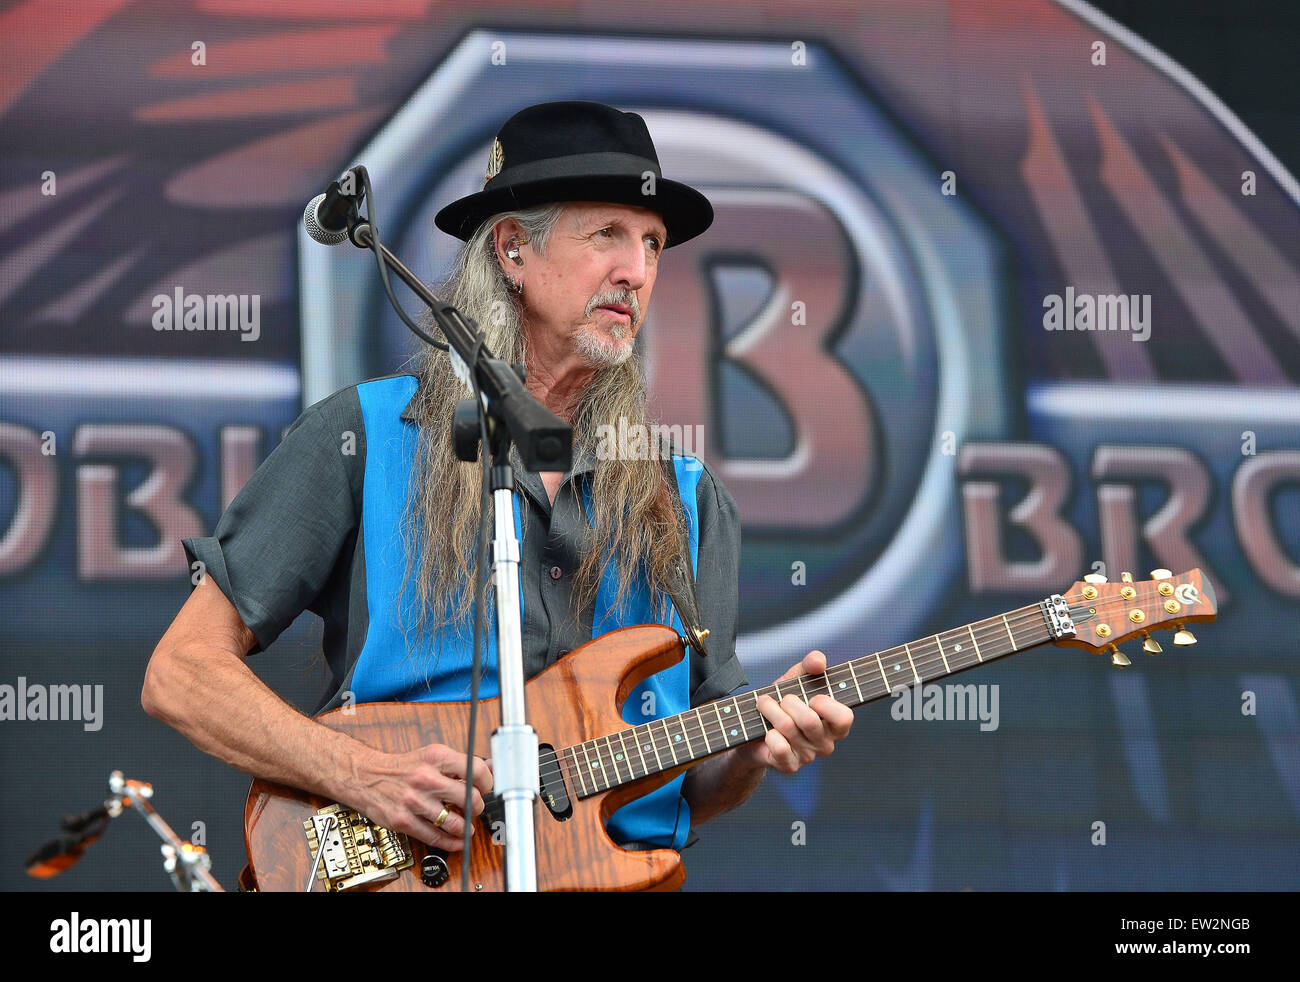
left=596, top=227, right=613, bottom=237
left=646, top=237, right=662, bottom=253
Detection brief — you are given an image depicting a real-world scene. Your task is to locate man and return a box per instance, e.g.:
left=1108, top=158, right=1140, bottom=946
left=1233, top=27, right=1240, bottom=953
left=142, top=101, right=852, bottom=870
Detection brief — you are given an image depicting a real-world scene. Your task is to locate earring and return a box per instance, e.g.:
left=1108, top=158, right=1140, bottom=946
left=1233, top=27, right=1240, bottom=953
left=506, top=246, right=523, bottom=265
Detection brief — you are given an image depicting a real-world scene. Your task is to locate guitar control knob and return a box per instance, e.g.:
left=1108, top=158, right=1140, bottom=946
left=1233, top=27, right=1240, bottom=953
left=421, top=854, right=450, bottom=888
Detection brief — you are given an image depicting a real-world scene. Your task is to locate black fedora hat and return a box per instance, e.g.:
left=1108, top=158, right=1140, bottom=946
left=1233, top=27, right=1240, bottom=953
left=434, top=101, right=713, bottom=248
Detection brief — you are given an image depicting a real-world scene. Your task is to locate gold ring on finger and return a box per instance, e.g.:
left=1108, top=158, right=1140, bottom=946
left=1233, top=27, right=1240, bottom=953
left=434, top=804, right=451, bottom=829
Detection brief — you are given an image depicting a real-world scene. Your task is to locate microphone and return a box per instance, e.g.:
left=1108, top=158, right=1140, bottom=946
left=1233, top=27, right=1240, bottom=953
left=303, top=168, right=365, bottom=245
left=62, top=803, right=111, bottom=834
left=25, top=833, right=96, bottom=878
left=25, top=806, right=112, bottom=878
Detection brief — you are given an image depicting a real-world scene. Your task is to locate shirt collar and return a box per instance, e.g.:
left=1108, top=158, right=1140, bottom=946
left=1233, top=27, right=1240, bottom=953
left=400, top=386, right=420, bottom=423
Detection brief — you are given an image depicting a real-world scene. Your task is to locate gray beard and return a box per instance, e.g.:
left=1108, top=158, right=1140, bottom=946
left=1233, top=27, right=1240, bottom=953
left=572, top=322, right=634, bottom=368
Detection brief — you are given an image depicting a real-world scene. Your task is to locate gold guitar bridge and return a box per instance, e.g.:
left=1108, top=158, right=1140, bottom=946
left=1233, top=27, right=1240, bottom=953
left=304, top=803, right=414, bottom=892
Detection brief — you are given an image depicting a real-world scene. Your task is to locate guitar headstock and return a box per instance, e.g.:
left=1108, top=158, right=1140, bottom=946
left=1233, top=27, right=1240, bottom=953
left=1052, top=567, right=1217, bottom=665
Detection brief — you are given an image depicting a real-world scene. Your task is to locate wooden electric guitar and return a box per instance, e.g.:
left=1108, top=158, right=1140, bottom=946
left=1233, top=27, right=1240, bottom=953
left=244, top=567, right=1216, bottom=891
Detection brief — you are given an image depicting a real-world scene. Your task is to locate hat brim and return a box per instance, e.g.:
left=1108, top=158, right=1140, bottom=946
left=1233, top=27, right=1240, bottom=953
left=434, top=175, right=713, bottom=249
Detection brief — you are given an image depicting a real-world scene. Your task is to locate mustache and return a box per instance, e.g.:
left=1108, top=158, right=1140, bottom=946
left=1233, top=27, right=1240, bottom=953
left=586, top=290, right=641, bottom=325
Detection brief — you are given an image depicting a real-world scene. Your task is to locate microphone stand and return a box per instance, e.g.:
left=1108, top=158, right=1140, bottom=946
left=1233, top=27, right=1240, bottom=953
left=26, top=772, right=223, bottom=891
left=108, top=771, right=224, bottom=892
left=344, top=195, right=570, bottom=892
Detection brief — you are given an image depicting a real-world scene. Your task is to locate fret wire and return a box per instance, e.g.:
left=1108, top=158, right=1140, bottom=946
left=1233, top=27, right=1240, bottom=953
left=642, top=724, right=660, bottom=772
left=678, top=713, right=696, bottom=758
left=601, top=734, right=619, bottom=784
left=696, top=708, right=713, bottom=754
left=708, top=704, right=725, bottom=747
left=577, top=741, right=599, bottom=791
left=621, top=726, right=642, bottom=777
left=712, top=702, right=731, bottom=747
left=848, top=662, right=864, bottom=702
left=592, top=738, right=612, bottom=789
left=602, top=737, right=616, bottom=786
left=821, top=667, right=847, bottom=703
left=608, top=733, right=629, bottom=785
left=733, top=697, right=751, bottom=741
left=616, top=729, right=638, bottom=780
left=598, top=739, right=613, bottom=791
left=874, top=652, right=890, bottom=688
left=626, top=726, right=649, bottom=777
left=603, top=734, right=625, bottom=784
left=805, top=670, right=829, bottom=702
left=643, top=722, right=665, bottom=770
left=902, top=642, right=921, bottom=685
left=592, top=740, right=608, bottom=791
left=661, top=719, right=680, bottom=765
left=565, top=746, right=588, bottom=797
left=628, top=724, right=649, bottom=775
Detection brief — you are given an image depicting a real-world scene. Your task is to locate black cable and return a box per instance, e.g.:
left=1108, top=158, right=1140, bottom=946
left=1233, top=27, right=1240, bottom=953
left=356, top=168, right=449, bottom=352
left=354, top=169, right=490, bottom=890
left=462, top=332, right=491, bottom=893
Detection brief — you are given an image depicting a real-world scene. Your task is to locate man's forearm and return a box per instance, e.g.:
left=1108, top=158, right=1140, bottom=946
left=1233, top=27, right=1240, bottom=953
left=142, top=642, right=379, bottom=807
left=682, top=745, right=767, bottom=825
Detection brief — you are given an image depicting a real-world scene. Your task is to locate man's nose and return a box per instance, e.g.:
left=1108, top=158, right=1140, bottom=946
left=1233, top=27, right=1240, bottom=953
left=609, top=242, right=649, bottom=290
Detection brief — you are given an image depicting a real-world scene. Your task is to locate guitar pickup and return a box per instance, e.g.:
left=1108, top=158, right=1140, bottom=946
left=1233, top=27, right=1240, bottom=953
left=480, top=791, right=506, bottom=840
left=477, top=744, right=572, bottom=845
left=538, top=744, right=572, bottom=820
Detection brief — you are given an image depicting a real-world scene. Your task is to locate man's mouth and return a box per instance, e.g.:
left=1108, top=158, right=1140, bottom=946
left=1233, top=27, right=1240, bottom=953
left=595, top=304, right=631, bottom=323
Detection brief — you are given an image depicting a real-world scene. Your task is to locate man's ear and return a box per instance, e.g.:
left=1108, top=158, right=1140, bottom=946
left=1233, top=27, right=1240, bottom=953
left=491, top=219, right=522, bottom=273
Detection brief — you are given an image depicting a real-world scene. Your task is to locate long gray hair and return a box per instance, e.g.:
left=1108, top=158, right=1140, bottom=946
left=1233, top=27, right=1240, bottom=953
left=396, top=204, right=685, bottom=664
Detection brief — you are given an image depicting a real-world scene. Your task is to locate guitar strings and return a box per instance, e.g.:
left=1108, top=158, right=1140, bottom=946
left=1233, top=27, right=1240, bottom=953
left=536, top=590, right=1190, bottom=794
left=519, top=588, right=1197, bottom=797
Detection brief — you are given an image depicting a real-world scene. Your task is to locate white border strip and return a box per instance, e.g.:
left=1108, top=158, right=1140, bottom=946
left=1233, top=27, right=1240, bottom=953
left=1029, top=381, right=1300, bottom=423
left=0, top=356, right=299, bottom=400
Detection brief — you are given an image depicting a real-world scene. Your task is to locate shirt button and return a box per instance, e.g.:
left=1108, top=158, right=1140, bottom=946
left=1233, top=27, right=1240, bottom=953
left=549, top=565, right=562, bottom=580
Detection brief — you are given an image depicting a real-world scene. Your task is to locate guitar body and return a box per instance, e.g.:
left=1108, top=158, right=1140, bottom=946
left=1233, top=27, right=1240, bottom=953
left=245, top=625, right=697, bottom=892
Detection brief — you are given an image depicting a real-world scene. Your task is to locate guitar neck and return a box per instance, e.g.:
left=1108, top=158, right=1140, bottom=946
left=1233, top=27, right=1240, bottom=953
left=560, top=600, right=1058, bottom=799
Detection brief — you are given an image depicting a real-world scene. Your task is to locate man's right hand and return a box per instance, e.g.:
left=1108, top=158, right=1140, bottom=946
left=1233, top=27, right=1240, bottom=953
left=352, top=745, right=493, bottom=851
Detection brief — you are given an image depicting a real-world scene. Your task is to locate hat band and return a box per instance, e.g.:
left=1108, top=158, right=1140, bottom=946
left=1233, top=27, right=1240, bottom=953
left=486, top=151, right=662, bottom=190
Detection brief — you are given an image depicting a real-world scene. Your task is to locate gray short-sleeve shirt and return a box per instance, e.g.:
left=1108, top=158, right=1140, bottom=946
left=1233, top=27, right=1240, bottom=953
left=182, top=374, right=749, bottom=717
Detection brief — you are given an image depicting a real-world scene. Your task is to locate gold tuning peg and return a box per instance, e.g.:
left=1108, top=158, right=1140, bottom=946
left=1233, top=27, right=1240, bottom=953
left=1150, top=568, right=1173, bottom=580
left=1083, top=573, right=1108, bottom=584
left=1106, top=644, right=1131, bottom=667
left=1173, top=625, right=1197, bottom=646
left=1121, top=571, right=1133, bottom=582
left=1141, top=632, right=1162, bottom=654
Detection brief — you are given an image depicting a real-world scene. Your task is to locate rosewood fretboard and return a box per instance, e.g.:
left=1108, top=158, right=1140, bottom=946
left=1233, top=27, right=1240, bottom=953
left=557, top=601, right=1056, bottom=798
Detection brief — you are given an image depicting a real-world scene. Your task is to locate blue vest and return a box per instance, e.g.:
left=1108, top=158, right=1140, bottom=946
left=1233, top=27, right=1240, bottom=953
left=350, top=376, right=702, bottom=849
